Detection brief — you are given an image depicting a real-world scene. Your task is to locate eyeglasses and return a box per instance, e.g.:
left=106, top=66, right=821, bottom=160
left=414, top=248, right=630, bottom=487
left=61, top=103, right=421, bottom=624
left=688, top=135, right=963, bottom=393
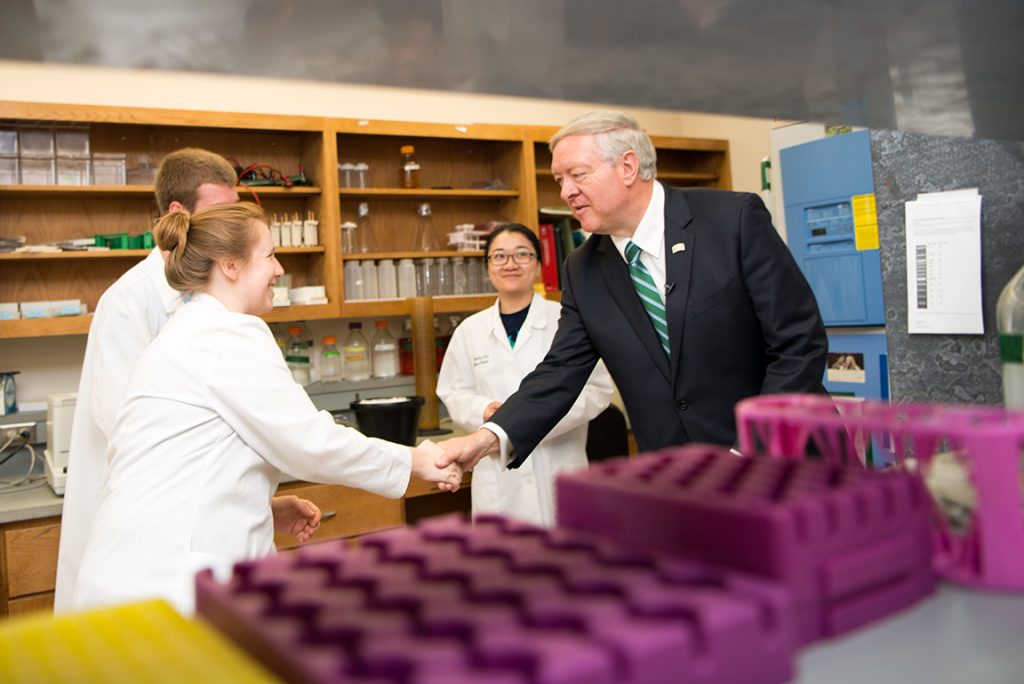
left=487, top=252, right=536, bottom=266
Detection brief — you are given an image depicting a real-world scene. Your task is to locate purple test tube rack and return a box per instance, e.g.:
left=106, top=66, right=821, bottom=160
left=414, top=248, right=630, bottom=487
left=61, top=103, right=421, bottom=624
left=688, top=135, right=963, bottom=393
left=736, top=393, right=1024, bottom=590
left=555, top=444, right=935, bottom=645
left=196, top=514, right=796, bottom=684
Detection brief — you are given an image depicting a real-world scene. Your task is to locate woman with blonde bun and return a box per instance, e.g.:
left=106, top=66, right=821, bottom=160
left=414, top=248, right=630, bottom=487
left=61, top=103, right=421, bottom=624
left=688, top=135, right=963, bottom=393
left=73, top=202, right=461, bottom=615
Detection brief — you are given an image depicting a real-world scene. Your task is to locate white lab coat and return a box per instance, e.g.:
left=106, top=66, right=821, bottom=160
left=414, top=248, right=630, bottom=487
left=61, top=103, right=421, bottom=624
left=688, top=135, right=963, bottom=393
left=72, top=294, right=411, bottom=615
left=437, top=293, right=612, bottom=527
left=55, top=249, right=181, bottom=613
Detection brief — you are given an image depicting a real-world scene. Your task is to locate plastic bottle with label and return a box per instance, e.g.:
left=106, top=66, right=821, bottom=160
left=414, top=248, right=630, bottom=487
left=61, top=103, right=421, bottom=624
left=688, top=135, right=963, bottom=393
left=378, top=258, right=398, bottom=298
left=343, top=322, right=371, bottom=381
left=997, top=263, right=1024, bottom=409
left=285, top=325, right=311, bottom=386
left=320, top=336, right=342, bottom=383
left=399, top=319, right=415, bottom=375
left=361, top=260, right=379, bottom=299
left=400, top=145, right=420, bottom=188
left=371, top=321, right=400, bottom=378
left=397, top=258, right=417, bottom=298
left=344, top=259, right=363, bottom=300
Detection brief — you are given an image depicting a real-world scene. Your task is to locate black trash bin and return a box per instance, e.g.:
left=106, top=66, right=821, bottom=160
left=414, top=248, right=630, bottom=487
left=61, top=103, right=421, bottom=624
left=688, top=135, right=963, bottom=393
left=350, top=395, right=425, bottom=446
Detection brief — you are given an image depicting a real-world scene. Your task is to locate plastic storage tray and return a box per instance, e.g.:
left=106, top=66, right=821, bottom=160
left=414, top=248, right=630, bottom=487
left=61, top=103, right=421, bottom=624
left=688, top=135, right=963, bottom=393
left=735, top=393, right=1024, bottom=590
left=197, top=514, right=796, bottom=684
left=556, top=445, right=935, bottom=645
left=0, top=599, right=275, bottom=683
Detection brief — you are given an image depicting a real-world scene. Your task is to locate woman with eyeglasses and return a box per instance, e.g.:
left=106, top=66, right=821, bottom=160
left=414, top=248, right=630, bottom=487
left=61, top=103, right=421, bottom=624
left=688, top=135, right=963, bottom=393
left=437, top=223, right=613, bottom=526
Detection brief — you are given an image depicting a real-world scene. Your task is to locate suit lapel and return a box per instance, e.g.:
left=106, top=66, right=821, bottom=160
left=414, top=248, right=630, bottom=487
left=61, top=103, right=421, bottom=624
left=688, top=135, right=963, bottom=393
left=596, top=237, right=672, bottom=383
left=664, top=187, right=694, bottom=381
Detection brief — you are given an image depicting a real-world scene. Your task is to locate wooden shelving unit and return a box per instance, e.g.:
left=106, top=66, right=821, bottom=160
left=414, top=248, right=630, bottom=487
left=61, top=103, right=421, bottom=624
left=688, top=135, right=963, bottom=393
left=0, top=104, right=731, bottom=339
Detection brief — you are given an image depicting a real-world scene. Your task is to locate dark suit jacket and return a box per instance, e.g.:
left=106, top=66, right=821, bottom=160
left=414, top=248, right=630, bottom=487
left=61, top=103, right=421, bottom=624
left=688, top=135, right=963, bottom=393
left=492, top=186, right=827, bottom=465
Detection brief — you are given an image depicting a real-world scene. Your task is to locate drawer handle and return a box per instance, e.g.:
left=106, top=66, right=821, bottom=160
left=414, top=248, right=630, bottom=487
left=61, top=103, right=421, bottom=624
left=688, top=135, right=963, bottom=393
left=320, top=511, right=337, bottom=521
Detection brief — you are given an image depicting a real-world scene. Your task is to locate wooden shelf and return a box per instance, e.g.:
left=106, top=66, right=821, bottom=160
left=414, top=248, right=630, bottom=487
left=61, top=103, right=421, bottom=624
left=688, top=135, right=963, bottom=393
left=341, top=294, right=496, bottom=317
left=341, top=250, right=482, bottom=261
left=535, top=169, right=718, bottom=182
left=0, top=246, right=323, bottom=261
left=0, top=315, right=92, bottom=339
left=0, top=185, right=321, bottom=198
left=0, top=250, right=151, bottom=260
left=261, top=303, right=338, bottom=324
left=339, top=188, right=517, bottom=200
left=658, top=171, right=720, bottom=182
left=0, top=302, right=341, bottom=338
left=276, top=246, right=325, bottom=255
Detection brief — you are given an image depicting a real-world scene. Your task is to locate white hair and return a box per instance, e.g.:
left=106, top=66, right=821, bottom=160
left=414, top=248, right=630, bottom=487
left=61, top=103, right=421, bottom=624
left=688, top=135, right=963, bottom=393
left=549, top=110, right=657, bottom=180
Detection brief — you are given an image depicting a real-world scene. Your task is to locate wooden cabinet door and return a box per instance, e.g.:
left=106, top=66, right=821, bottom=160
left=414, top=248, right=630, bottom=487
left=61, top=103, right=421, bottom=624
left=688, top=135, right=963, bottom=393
left=2, top=519, right=61, bottom=598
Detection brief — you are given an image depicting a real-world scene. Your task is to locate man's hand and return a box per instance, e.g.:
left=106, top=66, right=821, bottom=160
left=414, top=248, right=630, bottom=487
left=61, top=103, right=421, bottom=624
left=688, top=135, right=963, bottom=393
left=482, top=401, right=502, bottom=422
left=271, top=495, right=322, bottom=544
left=411, top=439, right=463, bottom=492
left=436, top=428, right=500, bottom=471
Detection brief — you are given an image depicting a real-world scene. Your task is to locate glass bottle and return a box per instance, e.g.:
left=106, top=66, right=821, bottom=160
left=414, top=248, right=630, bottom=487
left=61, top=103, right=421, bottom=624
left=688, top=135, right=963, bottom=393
left=480, top=257, right=496, bottom=292
left=355, top=202, right=376, bottom=253
left=467, top=256, right=483, bottom=293
left=371, top=321, right=400, bottom=379
left=354, top=162, right=369, bottom=188
left=452, top=256, right=468, bottom=295
left=397, top=258, right=417, bottom=298
left=361, top=260, right=379, bottom=300
left=399, top=319, right=415, bottom=375
left=320, top=336, right=342, bottom=383
left=418, top=257, right=437, bottom=296
left=285, top=325, right=311, bottom=386
left=339, top=162, right=354, bottom=188
left=399, top=145, right=420, bottom=188
left=436, top=257, right=453, bottom=295
left=344, top=259, right=363, bottom=300
left=377, top=258, right=398, bottom=299
left=343, top=322, right=371, bottom=381
left=413, top=202, right=440, bottom=251
left=997, top=263, right=1024, bottom=409
left=341, top=220, right=356, bottom=254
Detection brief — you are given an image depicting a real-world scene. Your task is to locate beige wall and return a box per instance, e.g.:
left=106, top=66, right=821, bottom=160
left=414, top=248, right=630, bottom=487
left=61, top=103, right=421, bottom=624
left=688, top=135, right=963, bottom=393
left=0, top=60, right=772, bottom=404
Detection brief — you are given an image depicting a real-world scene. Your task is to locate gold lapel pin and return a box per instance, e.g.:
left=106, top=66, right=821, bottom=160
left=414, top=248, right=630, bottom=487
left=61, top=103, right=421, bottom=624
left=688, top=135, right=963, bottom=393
left=671, top=242, right=686, bottom=254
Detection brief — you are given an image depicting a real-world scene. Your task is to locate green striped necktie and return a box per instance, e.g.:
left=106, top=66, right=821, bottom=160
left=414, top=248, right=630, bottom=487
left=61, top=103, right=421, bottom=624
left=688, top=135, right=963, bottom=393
left=625, top=241, right=670, bottom=357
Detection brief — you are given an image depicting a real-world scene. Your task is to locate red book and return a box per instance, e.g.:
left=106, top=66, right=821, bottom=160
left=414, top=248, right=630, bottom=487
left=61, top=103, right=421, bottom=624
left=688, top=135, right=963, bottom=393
left=538, top=223, right=559, bottom=291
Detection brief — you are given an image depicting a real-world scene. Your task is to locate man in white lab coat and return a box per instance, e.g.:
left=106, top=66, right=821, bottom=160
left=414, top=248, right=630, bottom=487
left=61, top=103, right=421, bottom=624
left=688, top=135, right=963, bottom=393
left=54, top=149, right=318, bottom=612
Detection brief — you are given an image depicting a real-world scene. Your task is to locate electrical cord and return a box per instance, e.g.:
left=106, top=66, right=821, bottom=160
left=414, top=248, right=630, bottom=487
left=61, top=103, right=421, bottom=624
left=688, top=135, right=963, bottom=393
left=0, top=441, right=39, bottom=489
left=0, top=430, right=28, bottom=469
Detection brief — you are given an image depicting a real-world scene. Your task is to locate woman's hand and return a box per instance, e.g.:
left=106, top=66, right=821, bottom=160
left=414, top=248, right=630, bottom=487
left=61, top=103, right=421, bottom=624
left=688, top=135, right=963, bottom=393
left=271, top=495, right=322, bottom=543
left=411, top=439, right=463, bottom=492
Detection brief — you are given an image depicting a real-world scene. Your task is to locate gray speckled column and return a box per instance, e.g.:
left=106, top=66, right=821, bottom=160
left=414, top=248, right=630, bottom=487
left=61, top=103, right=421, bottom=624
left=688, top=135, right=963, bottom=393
left=871, top=130, right=1024, bottom=404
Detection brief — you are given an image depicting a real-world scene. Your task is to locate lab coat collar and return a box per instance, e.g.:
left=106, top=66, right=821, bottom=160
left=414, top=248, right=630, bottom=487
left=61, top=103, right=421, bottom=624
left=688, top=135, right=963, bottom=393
left=487, top=292, right=548, bottom=350
left=143, top=247, right=186, bottom=316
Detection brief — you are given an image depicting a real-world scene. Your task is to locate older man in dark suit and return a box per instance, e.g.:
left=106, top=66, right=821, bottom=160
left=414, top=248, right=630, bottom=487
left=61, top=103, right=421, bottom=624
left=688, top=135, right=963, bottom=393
left=438, top=110, right=827, bottom=470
